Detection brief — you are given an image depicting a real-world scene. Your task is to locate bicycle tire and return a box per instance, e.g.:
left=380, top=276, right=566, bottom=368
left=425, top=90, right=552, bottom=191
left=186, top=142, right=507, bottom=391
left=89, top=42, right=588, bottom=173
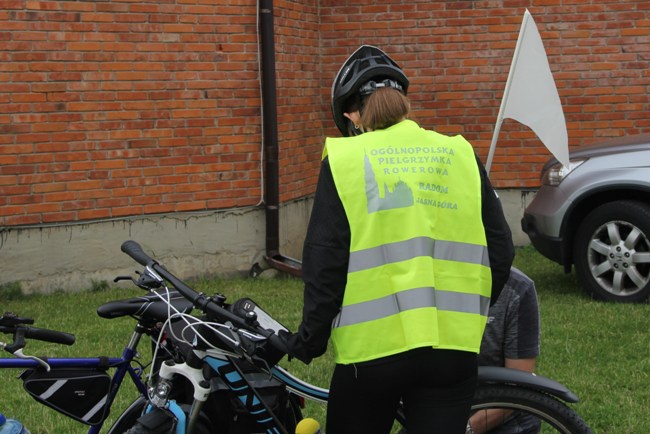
left=114, top=389, right=301, bottom=434
left=122, top=422, right=171, bottom=434
left=106, top=397, right=147, bottom=434
left=284, top=392, right=304, bottom=431
left=121, top=407, right=215, bottom=434
left=471, top=385, right=593, bottom=434
left=122, top=417, right=213, bottom=434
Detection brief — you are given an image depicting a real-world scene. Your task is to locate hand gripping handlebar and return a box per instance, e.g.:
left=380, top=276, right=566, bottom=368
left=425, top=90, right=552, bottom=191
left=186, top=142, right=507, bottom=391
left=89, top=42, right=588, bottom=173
left=120, top=240, right=289, bottom=355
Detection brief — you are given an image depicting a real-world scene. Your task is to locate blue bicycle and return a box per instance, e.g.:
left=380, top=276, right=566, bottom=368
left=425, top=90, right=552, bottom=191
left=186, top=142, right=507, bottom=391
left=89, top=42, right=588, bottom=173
left=0, top=256, right=304, bottom=434
left=0, top=285, right=194, bottom=433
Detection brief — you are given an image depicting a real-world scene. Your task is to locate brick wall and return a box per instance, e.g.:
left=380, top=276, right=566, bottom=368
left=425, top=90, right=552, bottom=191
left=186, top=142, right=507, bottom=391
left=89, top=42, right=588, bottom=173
left=319, top=0, right=650, bottom=185
left=0, top=0, right=323, bottom=227
left=1, top=0, right=649, bottom=227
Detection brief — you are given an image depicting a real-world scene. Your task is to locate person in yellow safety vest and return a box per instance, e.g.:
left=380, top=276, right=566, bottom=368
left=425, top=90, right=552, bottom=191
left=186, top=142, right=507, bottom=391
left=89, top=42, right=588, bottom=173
left=279, top=45, right=515, bottom=434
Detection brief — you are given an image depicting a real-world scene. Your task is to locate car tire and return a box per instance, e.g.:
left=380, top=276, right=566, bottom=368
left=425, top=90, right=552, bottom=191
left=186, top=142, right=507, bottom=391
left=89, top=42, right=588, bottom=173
left=573, top=200, right=650, bottom=302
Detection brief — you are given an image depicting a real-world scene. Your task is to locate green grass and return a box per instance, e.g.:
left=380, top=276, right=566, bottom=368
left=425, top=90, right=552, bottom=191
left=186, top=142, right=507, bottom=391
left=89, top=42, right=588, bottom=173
left=1, top=246, right=649, bottom=433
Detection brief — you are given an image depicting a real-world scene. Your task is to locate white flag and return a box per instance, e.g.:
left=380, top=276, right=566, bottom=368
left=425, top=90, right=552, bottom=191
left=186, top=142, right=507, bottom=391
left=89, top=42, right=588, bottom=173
left=486, top=9, right=569, bottom=172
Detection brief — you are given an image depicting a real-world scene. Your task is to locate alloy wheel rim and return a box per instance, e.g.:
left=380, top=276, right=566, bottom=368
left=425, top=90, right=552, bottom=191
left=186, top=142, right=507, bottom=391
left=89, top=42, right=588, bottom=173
left=587, top=220, right=650, bottom=297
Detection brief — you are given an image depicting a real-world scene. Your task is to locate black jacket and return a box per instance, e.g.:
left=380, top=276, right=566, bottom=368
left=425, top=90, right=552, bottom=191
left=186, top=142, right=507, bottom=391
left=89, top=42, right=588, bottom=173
left=284, top=154, right=514, bottom=364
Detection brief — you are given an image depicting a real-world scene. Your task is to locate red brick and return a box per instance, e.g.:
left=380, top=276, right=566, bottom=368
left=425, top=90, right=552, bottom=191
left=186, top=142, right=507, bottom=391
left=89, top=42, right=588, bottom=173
left=77, top=209, right=111, bottom=220
left=77, top=189, right=111, bottom=200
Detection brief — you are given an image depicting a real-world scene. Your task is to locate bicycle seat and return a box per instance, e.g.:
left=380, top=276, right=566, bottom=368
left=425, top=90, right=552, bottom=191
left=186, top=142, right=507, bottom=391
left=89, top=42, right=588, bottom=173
left=97, top=290, right=194, bottom=321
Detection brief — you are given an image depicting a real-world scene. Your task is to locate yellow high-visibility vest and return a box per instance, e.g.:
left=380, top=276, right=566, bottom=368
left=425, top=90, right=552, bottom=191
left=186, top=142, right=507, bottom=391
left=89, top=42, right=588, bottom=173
left=324, top=120, right=491, bottom=364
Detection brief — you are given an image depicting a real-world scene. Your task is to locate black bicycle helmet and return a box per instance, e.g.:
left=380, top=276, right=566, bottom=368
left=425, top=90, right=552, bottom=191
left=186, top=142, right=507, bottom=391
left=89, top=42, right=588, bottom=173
left=331, top=45, right=409, bottom=136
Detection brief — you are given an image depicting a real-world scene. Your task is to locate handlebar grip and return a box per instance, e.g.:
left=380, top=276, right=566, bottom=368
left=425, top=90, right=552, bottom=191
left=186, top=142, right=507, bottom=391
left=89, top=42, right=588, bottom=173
left=267, top=332, right=290, bottom=354
left=121, top=240, right=154, bottom=266
left=25, top=327, right=76, bottom=346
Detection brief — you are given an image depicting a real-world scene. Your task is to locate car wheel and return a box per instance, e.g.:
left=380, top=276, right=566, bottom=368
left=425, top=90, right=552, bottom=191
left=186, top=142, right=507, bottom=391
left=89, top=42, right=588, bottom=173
left=573, top=200, right=650, bottom=303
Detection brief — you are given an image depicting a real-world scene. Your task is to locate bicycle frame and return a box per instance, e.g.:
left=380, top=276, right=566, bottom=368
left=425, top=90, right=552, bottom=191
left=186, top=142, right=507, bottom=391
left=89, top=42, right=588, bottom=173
left=0, top=324, right=149, bottom=434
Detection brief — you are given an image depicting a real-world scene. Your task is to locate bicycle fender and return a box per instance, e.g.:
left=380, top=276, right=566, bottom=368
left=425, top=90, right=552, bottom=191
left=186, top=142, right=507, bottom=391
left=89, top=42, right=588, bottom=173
left=477, top=366, right=579, bottom=403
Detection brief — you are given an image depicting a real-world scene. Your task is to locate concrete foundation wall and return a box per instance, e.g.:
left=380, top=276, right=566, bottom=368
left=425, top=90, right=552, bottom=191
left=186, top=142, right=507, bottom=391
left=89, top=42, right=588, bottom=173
left=1, top=190, right=533, bottom=294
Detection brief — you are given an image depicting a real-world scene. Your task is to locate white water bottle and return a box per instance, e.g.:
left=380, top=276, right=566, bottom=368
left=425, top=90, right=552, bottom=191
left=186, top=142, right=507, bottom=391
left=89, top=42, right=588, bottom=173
left=0, top=414, right=30, bottom=434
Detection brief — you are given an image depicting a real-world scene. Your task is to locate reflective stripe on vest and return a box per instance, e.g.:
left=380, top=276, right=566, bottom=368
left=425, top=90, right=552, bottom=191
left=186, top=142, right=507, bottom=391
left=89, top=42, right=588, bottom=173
left=348, top=236, right=489, bottom=273
left=333, top=286, right=490, bottom=328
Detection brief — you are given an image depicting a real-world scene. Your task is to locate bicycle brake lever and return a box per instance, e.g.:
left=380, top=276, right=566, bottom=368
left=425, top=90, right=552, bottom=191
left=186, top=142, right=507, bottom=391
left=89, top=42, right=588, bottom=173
left=113, top=271, right=163, bottom=290
left=11, top=348, right=51, bottom=371
left=113, top=275, right=134, bottom=283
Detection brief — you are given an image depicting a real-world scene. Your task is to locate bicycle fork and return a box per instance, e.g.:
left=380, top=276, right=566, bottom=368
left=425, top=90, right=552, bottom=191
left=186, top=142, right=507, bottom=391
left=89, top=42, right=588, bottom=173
left=151, top=351, right=289, bottom=434
left=151, top=352, right=210, bottom=434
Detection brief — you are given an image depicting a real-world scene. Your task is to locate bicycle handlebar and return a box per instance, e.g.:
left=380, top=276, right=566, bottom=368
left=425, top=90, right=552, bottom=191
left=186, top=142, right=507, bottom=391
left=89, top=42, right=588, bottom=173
left=1, top=324, right=76, bottom=352
left=120, top=240, right=290, bottom=355
left=121, top=240, right=155, bottom=267
left=23, top=326, right=76, bottom=346
left=1, top=312, right=76, bottom=347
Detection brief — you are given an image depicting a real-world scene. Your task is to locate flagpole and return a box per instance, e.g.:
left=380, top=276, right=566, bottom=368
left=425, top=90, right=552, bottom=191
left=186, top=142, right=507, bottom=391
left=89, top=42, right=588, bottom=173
left=486, top=10, right=532, bottom=174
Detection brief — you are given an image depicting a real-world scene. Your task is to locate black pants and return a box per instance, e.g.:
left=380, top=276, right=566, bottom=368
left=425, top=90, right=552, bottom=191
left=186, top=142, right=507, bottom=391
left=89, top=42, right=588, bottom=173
left=326, top=347, right=477, bottom=434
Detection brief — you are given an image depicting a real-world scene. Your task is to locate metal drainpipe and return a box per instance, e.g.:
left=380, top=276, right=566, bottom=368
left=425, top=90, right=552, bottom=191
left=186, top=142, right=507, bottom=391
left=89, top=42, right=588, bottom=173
left=256, top=0, right=302, bottom=277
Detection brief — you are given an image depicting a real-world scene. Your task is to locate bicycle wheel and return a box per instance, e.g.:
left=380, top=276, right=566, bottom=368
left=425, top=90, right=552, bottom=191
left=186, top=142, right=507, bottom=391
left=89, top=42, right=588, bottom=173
left=283, top=392, right=304, bottom=431
left=121, top=410, right=213, bottom=434
left=471, top=385, right=593, bottom=434
left=107, top=396, right=147, bottom=434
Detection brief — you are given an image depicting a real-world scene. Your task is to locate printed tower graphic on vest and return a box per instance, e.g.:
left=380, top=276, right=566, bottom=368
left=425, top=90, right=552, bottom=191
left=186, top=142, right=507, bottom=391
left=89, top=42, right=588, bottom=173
left=364, top=153, right=414, bottom=213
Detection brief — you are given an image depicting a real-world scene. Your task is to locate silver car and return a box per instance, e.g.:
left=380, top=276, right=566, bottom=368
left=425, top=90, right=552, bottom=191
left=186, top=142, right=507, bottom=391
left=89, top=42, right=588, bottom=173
left=521, top=134, right=650, bottom=302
